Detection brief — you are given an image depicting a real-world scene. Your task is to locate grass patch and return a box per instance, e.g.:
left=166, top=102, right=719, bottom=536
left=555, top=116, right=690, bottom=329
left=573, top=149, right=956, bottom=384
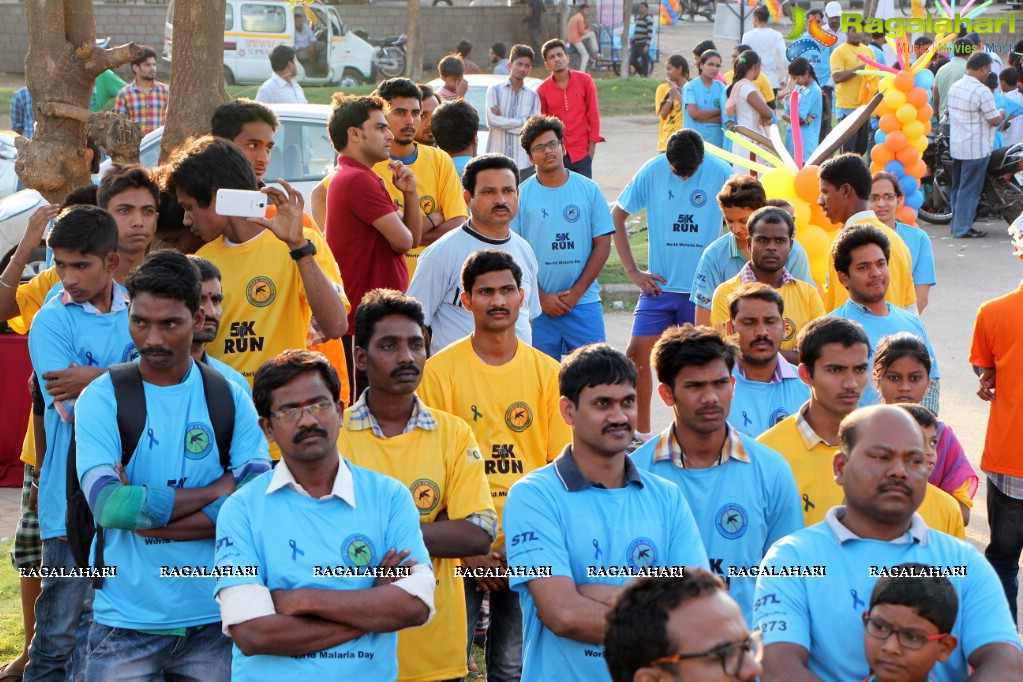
left=601, top=211, right=649, bottom=286
left=0, top=539, right=24, bottom=664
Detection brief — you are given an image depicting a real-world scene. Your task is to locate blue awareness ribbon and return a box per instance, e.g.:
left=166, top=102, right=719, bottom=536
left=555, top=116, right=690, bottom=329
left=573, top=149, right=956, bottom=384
left=146, top=428, right=159, bottom=449
left=85, top=351, right=99, bottom=367
left=742, top=411, right=751, bottom=427
left=289, top=539, right=304, bottom=561
left=593, top=539, right=602, bottom=560
left=851, top=589, right=865, bottom=610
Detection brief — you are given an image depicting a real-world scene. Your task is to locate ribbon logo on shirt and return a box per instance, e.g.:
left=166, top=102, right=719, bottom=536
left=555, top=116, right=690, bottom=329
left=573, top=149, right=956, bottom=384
left=471, top=405, right=483, bottom=422
left=851, top=589, right=865, bottom=610
left=742, top=411, right=752, bottom=427
left=593, top=539, right=603, bottom=560
left=146, top=428, right=159, bottom=449
left=802, top=494, right=815, bottom=512
left=289, top=539, right=305, bottom=561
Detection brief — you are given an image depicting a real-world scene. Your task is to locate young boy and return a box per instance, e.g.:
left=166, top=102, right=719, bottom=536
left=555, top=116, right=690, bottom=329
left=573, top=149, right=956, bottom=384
left=897, top=403, right=970, bottom=529
left=862, top=562, right=959, bottom=682
left=437, top=54, right=466, bottom=100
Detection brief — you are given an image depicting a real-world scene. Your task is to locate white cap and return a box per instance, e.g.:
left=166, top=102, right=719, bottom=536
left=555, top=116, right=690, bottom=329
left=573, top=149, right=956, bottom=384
left=824, top=1, right=842, bottom=18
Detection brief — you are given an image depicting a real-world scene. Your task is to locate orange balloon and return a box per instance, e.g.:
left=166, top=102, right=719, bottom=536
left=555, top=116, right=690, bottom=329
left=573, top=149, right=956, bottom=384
left=917, top=103, right=934, bottom=121
left=906, top=159, right=928, bottom=178
left=908, top=87, right=929, bottom=108
left=903, top=120, right=925, bottom=140
left=894, top=70, right=915, bottom=92
left=886, top=130, right=908, bottom=152
left=871, top=144, right=895, bottom=166
left=921, top=119, right=932, bottom=135
left=794, top=165, right=821, bottom=203
left=875, top=101, right=892, bottom=118
left=810, top=202, right=830, bottom=227
left=896, top=145, right=920, bottom=166
left=879, top=114, right=901, bottom=134
left=870, top=161, right=884, bottom=174
left=896, top=205, right=918, bottom=224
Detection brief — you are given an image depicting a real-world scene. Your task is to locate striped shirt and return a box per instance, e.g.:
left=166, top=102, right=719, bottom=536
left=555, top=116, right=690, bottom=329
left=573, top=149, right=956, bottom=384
left=485, top=79, right=541, bottom=170
left=255, top=73, right=308, bottom=104
left=633, top=15, right=653, bottom=46
left=114, top=81, right=170, bottom=135
left=10, top=87, right=33, bottom=138
left=948, top=74, right=999, bottom=160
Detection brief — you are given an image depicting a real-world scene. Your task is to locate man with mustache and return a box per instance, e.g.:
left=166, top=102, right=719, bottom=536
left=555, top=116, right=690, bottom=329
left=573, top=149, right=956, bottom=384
left=723, top=283, right=809, bottom=438
left=419, top=249, right=571, bottom=682
left=72, top=250, right=271, bottom=680
left=754, top=405, right=1022, bottom=682
left=631, top=326, right=801, bottom=623
left=187, top=256, right=251, bottom=394
left=340, top=288, right=495, bottom=682
left=757, top=316, right=870, bottom=526
left=408, top=153, right=541, bottom=352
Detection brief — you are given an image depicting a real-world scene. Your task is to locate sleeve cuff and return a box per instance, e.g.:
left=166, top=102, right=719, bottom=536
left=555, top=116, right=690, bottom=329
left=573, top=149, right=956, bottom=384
left=217, top=583, right=277, bottom=635
left=202, top=496, right=227, bottom=525
left=391, top=562, right=436, bottom=624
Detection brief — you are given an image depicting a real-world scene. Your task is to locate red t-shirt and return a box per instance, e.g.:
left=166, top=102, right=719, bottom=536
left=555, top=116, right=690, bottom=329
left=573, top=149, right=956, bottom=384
left=325, top=156, right=408, bottom=331
left=536, top=70, right=606, bottom=165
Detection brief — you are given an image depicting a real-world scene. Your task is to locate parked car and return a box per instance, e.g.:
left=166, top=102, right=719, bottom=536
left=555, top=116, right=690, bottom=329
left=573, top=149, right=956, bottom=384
left=427, top=73, right=542, bottom=153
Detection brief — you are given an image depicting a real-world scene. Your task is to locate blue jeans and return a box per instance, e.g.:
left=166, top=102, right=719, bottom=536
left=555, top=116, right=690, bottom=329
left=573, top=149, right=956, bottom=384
left=465, top=578, right=522, bottom=682
left=984, top=478, right=1023, bottom=625
left=85, top=622, right=231, bottom=681
left=532, top=302, right=606, bottom=359
left=950, top=157, right=987, bottom=237
left=25, top=538, right=94, bottom=682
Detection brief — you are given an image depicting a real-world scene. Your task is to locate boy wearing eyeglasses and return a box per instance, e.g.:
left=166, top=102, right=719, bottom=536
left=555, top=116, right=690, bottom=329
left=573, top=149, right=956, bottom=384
left=511, top=115, right=614, bottom=360
left=862, top=564, right=959, bottom=682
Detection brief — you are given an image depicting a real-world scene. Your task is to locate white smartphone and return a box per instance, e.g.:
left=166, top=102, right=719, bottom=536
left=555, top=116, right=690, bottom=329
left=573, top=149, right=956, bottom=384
left=215, top=189, right=268, bottom=218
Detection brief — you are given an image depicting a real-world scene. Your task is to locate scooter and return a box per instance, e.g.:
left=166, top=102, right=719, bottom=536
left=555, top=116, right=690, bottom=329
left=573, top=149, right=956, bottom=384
left=356, top=31, right=407, bottom=79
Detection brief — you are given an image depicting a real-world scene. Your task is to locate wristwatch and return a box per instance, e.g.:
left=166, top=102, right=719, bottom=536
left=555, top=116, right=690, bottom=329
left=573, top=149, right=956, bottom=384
left=289, top=238, right=317, bottom=261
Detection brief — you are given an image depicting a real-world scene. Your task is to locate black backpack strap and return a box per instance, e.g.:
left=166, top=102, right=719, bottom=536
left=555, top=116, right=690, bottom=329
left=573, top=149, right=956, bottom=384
left=196, top=361, right=236, bottom=469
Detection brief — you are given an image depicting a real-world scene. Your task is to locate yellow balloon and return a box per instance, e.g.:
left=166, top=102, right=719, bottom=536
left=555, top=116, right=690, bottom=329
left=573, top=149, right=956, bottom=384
left=896, top=103, right=918, bottom=124
left=809, top=255, right=829, bottom=288
left=883, top=88, right=908, bottom=110
left=796, top=224, right=831, bottom=262
left=878, top=74, right=895, bottom=94
left=910, top=135, right=928, bottom=153
left=792, top=199, right=811, bottom=228
left=903, top=120, right=925, bottom=140
left=761, top=169, right=796, bottom=198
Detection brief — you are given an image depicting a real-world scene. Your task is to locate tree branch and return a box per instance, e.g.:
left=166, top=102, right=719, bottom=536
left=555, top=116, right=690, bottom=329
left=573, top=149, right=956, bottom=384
left=38, top=101, right=91, bottom=124
left=86, top=111, right=142, bottom=166
left=91, top=42, right=145, bottom=78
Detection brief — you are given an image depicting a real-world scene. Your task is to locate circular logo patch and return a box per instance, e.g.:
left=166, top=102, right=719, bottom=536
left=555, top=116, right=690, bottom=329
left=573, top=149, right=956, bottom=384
left=769, top=407, right=789, bottom=427
left=246, top=276, right=276, bottom=307
left=183, top=423, right=213, bottom=460
left=420, top=195, right=436, bottom=215
left=783, top=318, right=796, bottom=342
left=716, top=503, right=748, bottom=539
left=690, top=190, right=706, bottom=207
left=505, top=402, right=533, bottom=432
left=410, top=478, right=440, bottom=515
left=122, top=343, right=139, bottom=362
left=627, top=537, right=658, bottom=569
left=342, top=533, right=376, bottom=568
left=563, top=204, right=581, bottom=223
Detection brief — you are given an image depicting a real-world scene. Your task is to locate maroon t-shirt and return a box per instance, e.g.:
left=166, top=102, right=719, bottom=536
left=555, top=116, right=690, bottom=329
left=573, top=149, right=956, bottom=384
left=325, top=156, right=409, bottom=330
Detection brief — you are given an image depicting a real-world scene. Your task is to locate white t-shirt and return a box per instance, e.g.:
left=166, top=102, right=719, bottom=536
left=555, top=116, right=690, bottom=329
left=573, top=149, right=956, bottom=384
left=740, top=27, right=788, bottom=89
left=731, top=81, right=767, bottom=175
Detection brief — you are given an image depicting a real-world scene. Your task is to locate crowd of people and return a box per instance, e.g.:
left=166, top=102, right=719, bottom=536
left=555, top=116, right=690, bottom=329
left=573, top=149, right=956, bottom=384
left=3, top=7, right=1023, bottom=682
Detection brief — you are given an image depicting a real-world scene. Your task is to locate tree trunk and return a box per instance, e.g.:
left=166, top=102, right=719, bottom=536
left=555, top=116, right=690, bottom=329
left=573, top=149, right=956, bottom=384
left=17, top=0, right=144, bottom=204
left=159, top=0, right=230, bottom=163
left=559, top=0, right=570, bottom=43
left=864, top=0, right=879, bottom=19
left=619, top=0, right=633, bottom=79
left=407, top=0, right=423, bottom=81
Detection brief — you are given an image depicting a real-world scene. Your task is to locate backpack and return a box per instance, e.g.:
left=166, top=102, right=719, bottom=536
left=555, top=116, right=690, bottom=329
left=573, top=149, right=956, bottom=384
left=66, top=361, right=236, bottom=588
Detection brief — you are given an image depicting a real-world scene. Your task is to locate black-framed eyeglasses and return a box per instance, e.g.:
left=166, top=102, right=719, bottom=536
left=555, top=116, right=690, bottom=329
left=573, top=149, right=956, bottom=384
left=268, top=399, right=336, bottom=423
left=529, top=140, right=562, bottom=155
left=650, top=630, right=763, bottom=676
left=862, top=614, right=949, bottom=650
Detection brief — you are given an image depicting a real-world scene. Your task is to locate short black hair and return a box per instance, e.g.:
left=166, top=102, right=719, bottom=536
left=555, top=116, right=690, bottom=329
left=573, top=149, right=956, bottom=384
left=542, top=39, right=569, bottom=60
left=1001, top=67, right=1019, bottom=87
left=651, top=325, right=736, bottom=386
left=798, top=317, right=870, bottom=377
left=753, top=6, right=770, bottom=22
left=374, top=77, right=423, bottom=104
left=559, top=344, right=637, bottom=407
left=491, top=42, right=508, bottom=60
left=418, top=83, right=440, bottom=106
left=431, top=99, right=479, bottom=155
left=461, top=249, right=522, bottom=293
left=328, top=94, right=387, bottom=152
left=61, top=183, right=98, bottom=210
left=869, top=563, right=959, bottom=633
left=98, top=164, right=159, bottom=210
left=605, top=571, right=726, bottom=682
left=126, top=250, right=202, bottom=314
left=438, top=54, right=465, bottom=78
left=665, top=129, right=704, bottom=178
left=520, top=115, right=564, bottom=155
left=461, top=153, right=519, bottom=195
left=456, top=39, right=473, bottom=57
left=952, top=37, right=975, bottom=56
left=253, top=350, right=341, bottom=418
left=728, top=281, right=784, bottom=320
left=693, top=39, right=717, bottom=59
left=269, top=44, right=296, bottom=73
left=187, top=254, right=221, bottom=282
left=510, top=44, right=535, bottom=63
left=748, top=205, right=795, bottom=238
left=47, top=206, right=119, bottom=258
left=161, top=136, right=258, bottom=208
left=212, top=98, right=280, bottom=141
left=354, top=288, right=427, bottom=349
left=967, top=51, right=993, bottom=71
left=873, top=331, right=932, bottom=379
left=131, top=46, right=157, bottom=67
left=820, top=153, right=873, bottom=200
left=897, top=403, right=938, bottom=430
left=831, top=223, right=891, bottom=276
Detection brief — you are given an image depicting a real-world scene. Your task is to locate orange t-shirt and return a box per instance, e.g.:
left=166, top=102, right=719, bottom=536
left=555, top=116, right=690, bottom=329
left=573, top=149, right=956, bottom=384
left=567, top=13, right=587, bottom=44
left=969, top=285, right=1023, bottom=477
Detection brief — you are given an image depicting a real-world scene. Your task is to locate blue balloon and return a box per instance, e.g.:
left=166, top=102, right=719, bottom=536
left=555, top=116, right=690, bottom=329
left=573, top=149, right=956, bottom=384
left=914, top=69, right=935, bottom=91
left=904, top=189, right=924, bottom=209
left=875, top=130, right=888, bottom=145
left=899, top=174, right=919, bottom=195
left=885, top=160, right=906, bottom=176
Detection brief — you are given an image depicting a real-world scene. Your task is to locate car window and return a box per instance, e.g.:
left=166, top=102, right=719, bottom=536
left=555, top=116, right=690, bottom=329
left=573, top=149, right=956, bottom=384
left=267, top=119, right=337, bottom=184
left=241, top=4, right=286, bottom=33
left=329, top=10, right=342, bottom=37
left=139, top=138, right=162, bottom=170
left=225, top=4, right=233, bottom=31
left=465, top=86, right=488, bottom=132
left=310, top=7, right=328, bottom=30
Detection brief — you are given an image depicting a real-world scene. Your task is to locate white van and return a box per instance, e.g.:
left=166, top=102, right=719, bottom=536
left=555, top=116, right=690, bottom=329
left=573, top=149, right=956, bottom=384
left=164, top=0, right=374, bottom=87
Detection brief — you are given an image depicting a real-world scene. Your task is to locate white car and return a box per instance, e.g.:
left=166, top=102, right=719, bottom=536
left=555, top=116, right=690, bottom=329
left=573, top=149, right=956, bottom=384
left=427, top=73, right=542, bottom=153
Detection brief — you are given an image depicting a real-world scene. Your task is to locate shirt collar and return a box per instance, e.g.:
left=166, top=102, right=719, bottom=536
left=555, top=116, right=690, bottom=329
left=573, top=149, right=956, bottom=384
left=727, top=232, right=744, bottom=259
left=266, top=452, right=356, bottom=505
left=847, top=299, right=892, bottom=316
left=650, top=423, right=750, bottom=468
left=824, top=506, right=930, bottom=546
left=794, top=401, right=835, bottom=450
left=346, top=390, right=437, bottom=437
left=60, top=282, right=130, bottom=313
left=735, top=357, right=799, bottom=383
left=845, top=210, right=879, bottom=226
left=270, top=73, right=292, bottom=88
left=553, top=444, right=644, bottom=491
left=737, top=261, right=796, bottom=286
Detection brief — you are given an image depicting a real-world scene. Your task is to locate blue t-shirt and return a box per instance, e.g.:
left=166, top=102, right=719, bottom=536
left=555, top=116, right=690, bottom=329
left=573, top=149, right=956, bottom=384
left=728, top=363, right=810, bottom=438
left=74, top=360, right=270, bottom=630
left=215, top=458, right=431, bottom=680
left=452, top=155, right=471, bottom=178
left=784, top=82, right=823, bottom=164
left=204, top=353, right=252, bottom=396
left=753, top=511, right=1022, bottom=682
left=682, top=78, right=727, bottom=148
left=828, top=301, right=939, bottom=406
left=789, top=36, right=834, bottom=87
left=689, top=233, right=816, bottom=309
left=994, top=92, right=1023, bottom=148
left=511, top=171, right=615, bottom=305
left=894, top=221, right=936, bottom=287
left=615, top=154, right=732, bottom=293
left=504, top=452, right=709, bottom=681
left=27, top=285, right=136, bottom=540
left=630, top=430, right=802, bottom=623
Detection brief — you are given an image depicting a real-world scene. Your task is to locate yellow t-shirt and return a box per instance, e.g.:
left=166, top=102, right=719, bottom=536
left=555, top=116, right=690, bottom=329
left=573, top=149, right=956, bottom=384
left=9, top=266, right=60, bottom=334
left=371, top=144, right=468, bottom=277
left=724, top=69, right=774, bottom=103
left=830, top=42, right=874, bottom=110
left=655, top=82, right=685, bottom=152
left=418, top=337, right=571, bottom=548
left=918, top=483, right=966, bottom=539
left=710, top=275, right=826, bottom=351
left=950, top=479, right=973, bottom=510
left=824, top=218, right=917, bottom=312
left=758, top=414, right=840, bottom=526
left=340, top=404, right=494, bottom=682
left=21, top=414, right=34, bottom=467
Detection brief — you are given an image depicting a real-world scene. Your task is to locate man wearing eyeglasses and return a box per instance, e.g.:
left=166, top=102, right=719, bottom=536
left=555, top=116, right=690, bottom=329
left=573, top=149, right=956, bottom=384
left=752, top=405, right=1022, bottom=682
left=511, top=115, right=614, bottom=360
left=604, top=571, right=764, bottom=682
left=213, top=349, right=436, bottom=678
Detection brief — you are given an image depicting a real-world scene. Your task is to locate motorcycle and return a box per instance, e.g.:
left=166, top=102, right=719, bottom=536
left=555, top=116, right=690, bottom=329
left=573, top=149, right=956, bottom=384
left=680, top=0, right=716, bottom=21
left=355, top=30, right=407, bottom=79
left=919, top=131, right=1023, bottom=225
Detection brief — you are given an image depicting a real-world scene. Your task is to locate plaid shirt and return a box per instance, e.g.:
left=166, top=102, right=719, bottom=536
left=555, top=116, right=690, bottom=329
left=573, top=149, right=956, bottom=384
left=948, top=74, right=999, bottom=160
left=793, top=401, right=835, bottom=450
left=10, top=87, right=33, bottom=139
left=114, top=81, right=170, bottom=135
left=650, top=422, right=751, bottom=468
left=737, top=261, right=796, bottom=286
